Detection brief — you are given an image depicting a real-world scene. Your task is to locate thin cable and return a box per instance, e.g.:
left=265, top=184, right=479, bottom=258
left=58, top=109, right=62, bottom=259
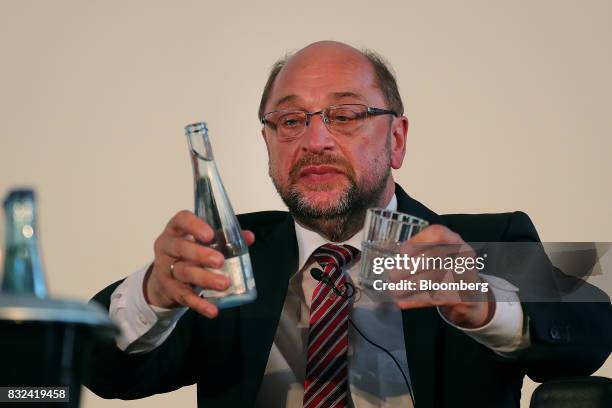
left=310, top=268, right=416, bottom=406
left=348, top=317, right=415, bottom=406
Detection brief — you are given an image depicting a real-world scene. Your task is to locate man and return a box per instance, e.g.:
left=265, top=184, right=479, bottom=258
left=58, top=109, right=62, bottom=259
left=84, top=41, right=611, bottom=407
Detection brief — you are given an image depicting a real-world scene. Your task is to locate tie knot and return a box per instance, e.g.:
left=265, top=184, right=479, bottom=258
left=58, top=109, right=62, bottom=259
left=312, top=243, right=360, bottom=272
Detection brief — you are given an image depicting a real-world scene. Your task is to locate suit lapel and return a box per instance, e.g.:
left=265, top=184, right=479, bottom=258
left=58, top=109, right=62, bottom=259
left=394, top=184, right=442, bottom=226
left=395, top=184, right=442, bottom=408
left=237, top=213, right=299, bottom=404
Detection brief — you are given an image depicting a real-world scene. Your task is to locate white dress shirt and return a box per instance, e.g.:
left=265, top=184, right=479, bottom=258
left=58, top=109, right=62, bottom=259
left=109, top=195, right=529, bottom=407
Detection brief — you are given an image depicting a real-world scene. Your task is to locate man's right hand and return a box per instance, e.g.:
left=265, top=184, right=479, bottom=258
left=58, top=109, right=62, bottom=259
left=144, top=210, right=255, bottom=319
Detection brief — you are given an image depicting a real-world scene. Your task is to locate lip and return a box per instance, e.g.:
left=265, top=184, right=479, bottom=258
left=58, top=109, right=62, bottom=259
left=298, top=165, right=344, bottom=178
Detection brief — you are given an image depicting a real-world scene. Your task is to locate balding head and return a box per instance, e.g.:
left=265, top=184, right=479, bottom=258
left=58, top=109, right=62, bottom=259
left=289, top=40, right=364, bottom=62
left=258, top=41, right=404, bottom=120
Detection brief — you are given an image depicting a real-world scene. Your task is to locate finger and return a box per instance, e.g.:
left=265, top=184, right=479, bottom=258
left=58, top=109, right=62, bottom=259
left=242, top=230, right=255, bottom=246
left=394, top=290, right=463, bottom=309
left=395, top=292, right=435, bottom=309
left=168, top=281, right=219, bottom=318
left=409, top=224, right=464, bottom=245
left=385, top=267, right=469, bottom=298
left=157, top=236, right=225, bottom=269
left=396, top=298, right=459, bottom=309
left=388, top=265, right=450, bottom=284
left=165, top=210, right=214, bottom=243
left=401, top=240, right=475, bottom=260
left=171, top=262, right=230, bottom=291
left=183, top=293, right=219, bottom=319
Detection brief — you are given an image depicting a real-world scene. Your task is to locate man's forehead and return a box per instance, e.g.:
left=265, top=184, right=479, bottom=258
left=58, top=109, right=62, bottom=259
left=272, top=91, right=368, bottom=110
left=267, top=50, right=380, bottom=110
left=279, top=47, right=373, bottom=83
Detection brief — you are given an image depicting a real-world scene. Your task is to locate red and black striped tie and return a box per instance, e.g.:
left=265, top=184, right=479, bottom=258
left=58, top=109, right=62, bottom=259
left=303, top=243, right=360, bottom=408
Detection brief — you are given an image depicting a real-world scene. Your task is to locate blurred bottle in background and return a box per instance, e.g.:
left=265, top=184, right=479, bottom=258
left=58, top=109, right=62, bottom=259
left=1, top=189, right=47, bottom=298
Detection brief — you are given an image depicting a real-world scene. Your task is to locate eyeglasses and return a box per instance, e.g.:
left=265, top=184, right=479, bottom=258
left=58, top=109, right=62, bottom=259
left=261, top=104, right=398, bottom=140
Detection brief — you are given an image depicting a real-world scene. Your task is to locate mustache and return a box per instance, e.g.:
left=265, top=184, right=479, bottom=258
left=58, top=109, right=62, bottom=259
left=288, top=154, right=355, bottom=182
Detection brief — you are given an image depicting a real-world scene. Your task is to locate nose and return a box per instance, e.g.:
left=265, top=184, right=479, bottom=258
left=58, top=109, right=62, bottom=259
left=300, top=112, right=335, bottom=153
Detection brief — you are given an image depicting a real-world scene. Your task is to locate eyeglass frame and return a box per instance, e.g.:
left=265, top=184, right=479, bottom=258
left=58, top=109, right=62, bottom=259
left=260, top=103, right=398, bottom=138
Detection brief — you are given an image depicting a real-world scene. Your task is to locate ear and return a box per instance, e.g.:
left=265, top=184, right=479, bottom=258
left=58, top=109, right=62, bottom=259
left=390, top=116, right=408, bottom=169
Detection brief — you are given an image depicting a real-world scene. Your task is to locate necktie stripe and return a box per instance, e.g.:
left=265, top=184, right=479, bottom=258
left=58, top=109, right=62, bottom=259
left=307, top=306, right=348, bottom=357
left=320, top=377, right=349, bottom=408
left=327, top=266, right=344, bottom=287
left=304, top=243, right=359, bottom=408
left=314, top=247, right=348, bottom=269
left=307, top=318, right=348, bottom=365
left=311, top=270, right=339, bottom=309
left=308, top=301, right=347, bottom=348
left=307, top=333, right=348, bottom=380
left=310, top=287, right=345, bottom=325
left=310, top=283, right=337, bottom=316
left=304, top=357, right=346, bottom=404
left=308, top=298, right=347, bottom=343
left=315, top=243, right=360, bottom=267
left=316, top=248, right=346, bottom=266
left=312, top=280, right=327, bottom=301
left=315, top=255, right=334, bottom=267
left=304, top=360, right=348, bottom=408
left=332, top=246, right=352, bottom=265
left=303, top=357, right=348, bottom=406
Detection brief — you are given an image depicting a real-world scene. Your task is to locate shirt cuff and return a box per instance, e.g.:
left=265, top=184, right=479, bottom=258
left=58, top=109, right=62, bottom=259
left=437, top=274, right=530, bottom=355
left=109, top=263, right=187, bottom=353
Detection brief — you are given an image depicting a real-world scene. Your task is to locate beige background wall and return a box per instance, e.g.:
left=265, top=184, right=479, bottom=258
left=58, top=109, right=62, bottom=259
left=1, top=1, right=610, bottom=407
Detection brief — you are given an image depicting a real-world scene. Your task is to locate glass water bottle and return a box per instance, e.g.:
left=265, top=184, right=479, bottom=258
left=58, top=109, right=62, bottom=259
left=1, top=189, right=48, bottom=298
left=185, top=122, right=257, bottom=309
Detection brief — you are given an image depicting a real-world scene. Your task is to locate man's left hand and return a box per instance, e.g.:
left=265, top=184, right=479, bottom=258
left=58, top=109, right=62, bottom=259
left=391, top=225, right=495, bottom=329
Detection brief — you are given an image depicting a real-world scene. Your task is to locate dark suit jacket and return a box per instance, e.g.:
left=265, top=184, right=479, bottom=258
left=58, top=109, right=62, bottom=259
left=84, top=185, right=611, bottom=407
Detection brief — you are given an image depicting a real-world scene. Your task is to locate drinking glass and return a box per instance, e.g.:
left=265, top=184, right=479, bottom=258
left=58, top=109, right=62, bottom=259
left=360, top=208, right=429, bottom=288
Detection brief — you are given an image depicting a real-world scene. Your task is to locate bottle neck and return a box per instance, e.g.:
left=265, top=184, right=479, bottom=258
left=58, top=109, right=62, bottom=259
left=186, top=122, right=214, bottom=161
left=2, top=190, right=47, bottom=298
left=4, top=192, right=37, bottom=247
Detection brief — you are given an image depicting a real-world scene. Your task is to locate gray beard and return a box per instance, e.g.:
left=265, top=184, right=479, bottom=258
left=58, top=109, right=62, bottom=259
left=272, top=126, right=393, bottom=242
left=277, top=169, right=390, bottom=242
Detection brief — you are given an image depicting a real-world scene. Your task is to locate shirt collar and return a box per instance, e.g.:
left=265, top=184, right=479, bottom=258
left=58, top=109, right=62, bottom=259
left=293, top=194, right=398, bottom=271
